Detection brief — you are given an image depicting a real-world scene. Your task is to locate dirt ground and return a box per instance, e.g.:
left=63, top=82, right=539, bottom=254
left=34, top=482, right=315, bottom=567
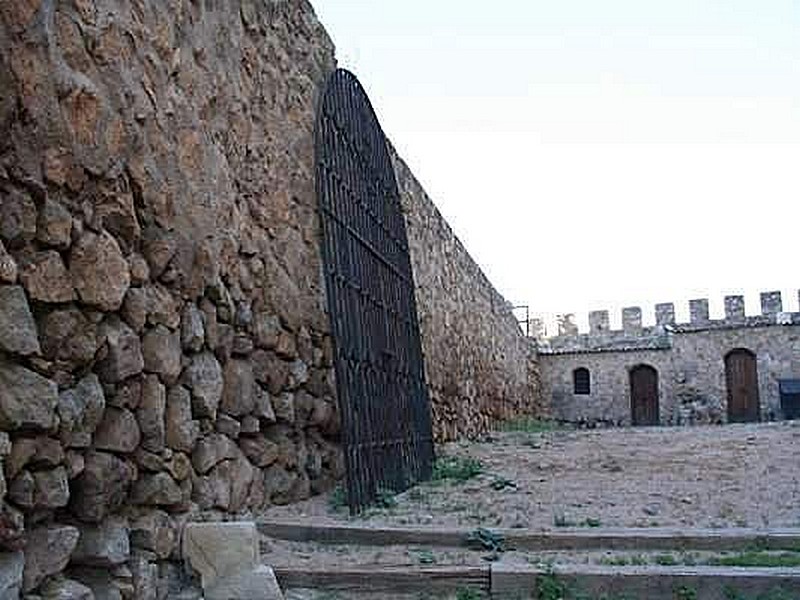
left=265, top=421, right=800, bottom=530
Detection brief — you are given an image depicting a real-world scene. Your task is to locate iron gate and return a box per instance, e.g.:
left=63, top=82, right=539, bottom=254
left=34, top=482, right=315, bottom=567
left=315, top=69, right=434, bottom=513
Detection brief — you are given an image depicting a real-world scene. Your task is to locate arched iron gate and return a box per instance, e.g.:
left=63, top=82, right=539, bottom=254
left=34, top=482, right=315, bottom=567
left=315, top=69, right=434, bottom=513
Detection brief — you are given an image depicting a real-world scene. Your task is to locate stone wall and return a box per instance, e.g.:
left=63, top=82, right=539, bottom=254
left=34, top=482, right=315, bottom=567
left=394, top=152, right=541, bottom=441
left=0, top=1, right=342, bottom=597
left=540, top=293, right=800, bottom=426
left=0, top=0, right=541, bottom=596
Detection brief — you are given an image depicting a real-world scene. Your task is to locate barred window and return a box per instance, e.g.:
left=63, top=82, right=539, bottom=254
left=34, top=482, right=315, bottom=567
left=573, top=368, right=591, bottom=395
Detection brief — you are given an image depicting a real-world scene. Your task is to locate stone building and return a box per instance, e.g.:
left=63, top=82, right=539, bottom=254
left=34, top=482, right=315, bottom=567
left=538, top=291, right=800, bottom=427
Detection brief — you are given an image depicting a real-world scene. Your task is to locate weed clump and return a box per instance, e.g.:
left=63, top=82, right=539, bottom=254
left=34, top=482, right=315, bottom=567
left=455, top=588, right=484, bottom=600
left=490, top=476, right=517, bottom=491
left=536, top=568, right=569, bottom=600
left=327, top=485, right=348, bottom=512
left=373, top=487, right=398, bottom=509
left=711, top=551, right=800, bottom=568
left=327, top=485, right=397, bottom=514
left=466, top=527, right=506, bottom=561
left=432, top=456, right=483, bottom=483
left=553, top=513, right=602, bottom=528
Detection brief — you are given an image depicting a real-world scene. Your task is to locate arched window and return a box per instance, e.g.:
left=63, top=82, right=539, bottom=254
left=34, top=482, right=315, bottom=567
left=573, top=368, right=591, bottom=395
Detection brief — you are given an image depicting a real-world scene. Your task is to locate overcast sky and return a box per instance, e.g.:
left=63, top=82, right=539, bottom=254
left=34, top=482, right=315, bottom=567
left=312, top=1, right=800, bottom=332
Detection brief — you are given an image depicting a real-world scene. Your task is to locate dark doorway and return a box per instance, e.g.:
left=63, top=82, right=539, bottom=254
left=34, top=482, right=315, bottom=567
left=630, top=365, right=659, bottom=426
left=779, top=379, right=800, bottom=420
left=316, top=69, right=434, bottom=513
left=726, top=349, right=760, bottom=423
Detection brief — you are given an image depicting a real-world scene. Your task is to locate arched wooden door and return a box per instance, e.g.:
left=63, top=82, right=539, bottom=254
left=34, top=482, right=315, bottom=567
left=725, top=349, right=760, bottom=423
left=630, top=365, right=659, bottom=426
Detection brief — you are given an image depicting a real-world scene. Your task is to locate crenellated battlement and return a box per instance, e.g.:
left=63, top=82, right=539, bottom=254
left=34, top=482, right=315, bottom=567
left=536, top=290, right=800, bottom=354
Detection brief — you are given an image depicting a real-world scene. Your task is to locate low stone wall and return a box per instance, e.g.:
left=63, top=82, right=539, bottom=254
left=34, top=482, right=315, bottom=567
left=394, top=153, right=541, bottom=441
left=0, top=0, right=541, bottom=596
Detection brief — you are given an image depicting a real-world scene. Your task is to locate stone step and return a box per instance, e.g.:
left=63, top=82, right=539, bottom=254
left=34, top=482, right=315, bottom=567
left=259, top=520, right=800, bottom=552
left=275, top=565, right=487, bottom=595
left=273, top=563, right=800, bottom=599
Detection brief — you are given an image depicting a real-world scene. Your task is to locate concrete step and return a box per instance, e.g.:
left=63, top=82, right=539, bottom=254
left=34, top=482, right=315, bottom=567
left=262, top=522, right=800, bottom=597
left=259, top=520, right=800, bottom=553
left=493, top=563, right=800, bottom=600
left=274, top=563, right=800, bottom=599
left=275, top=565, right=487, bottom=595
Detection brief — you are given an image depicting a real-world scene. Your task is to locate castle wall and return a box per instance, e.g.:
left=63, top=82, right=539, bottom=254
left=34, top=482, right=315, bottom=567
left=394, top=152, right=541, bottom=442
left=541, top=294, right=800, bottom=426
left=0, top=1, right=539, bottom=595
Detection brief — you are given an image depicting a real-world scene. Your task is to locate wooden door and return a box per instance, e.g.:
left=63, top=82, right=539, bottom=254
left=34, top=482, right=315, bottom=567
left=725, top=349, right=760, bottom=423
left=630, top=365, right=659, bottom=426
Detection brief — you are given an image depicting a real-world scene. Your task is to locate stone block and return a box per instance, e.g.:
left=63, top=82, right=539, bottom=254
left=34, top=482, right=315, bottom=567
left=93, top=407, right=141, bottom=453
left=131, top=510, right=177, bottom=559
left=96, top=318, right=144, bottom=383
left=760, top=290, right=782, bottom=316
left=131, top=472, right=182, bottom=506
left=182, top=522, right=258, bottom=589
left=724, top=295, right=746, bottom=321
left=72, top=517, right=130, bottom=567
left=655, top=303, right=675, bottom=326
left=69, top=568, right=123, bottom=600
left=69, top=451, right=136, bottom=523
left=69, top=230, right=131, bottom=312
left=165, top=386, right=199, bottom=453
left=58, top=374, right=106, bottom=448
left=556, top=314, right=578, bottom=336
left=689, top=299, right=709, bottom=323
left=183, top=352, right=223, bottom=418
left=138, top=375, right=166, bottom=453
left=24, top=525, right=80, bottom=591
left=39, top=578, right=94, bottom=599
left=0, top=286, right=40, bottom=356
left=0, top=241, right=18, bottom=283
left=0, top=551, right=23, bottom=599
left=588, top=310, right=609, bottom=333
left=39, top=308, right=99, bottom=370
left=221, top=360, right=256, bottom=417
left=37, top=199, right=72, bottom=249
left=19, top=251, right=76, bottom=303
left=622, top=306, right=642, bottom=331
left=0, top=361, right=57, bottom=431
left=142, top=326, right=182, bottom=384
left=181, top=303, right=205, bottom=352
left=192, top=434, right=238, bottom=474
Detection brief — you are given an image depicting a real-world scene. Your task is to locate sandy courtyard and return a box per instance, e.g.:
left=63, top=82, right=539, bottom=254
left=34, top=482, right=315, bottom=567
left=265, top=421, right=800, bottom=530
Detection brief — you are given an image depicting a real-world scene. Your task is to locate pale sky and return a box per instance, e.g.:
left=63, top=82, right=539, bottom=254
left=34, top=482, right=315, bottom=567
left=312, top=1, right=800, bottom=332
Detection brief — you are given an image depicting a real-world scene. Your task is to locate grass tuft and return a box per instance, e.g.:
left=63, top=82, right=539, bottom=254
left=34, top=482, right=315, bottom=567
left=455, top=587, right=484, bottom=600
left=711, top=551, right=800, bottom=568
left=466, top=527, right=506, bottom=561
left=327, top=485, right=348, bottom=512
left=432, top=456, right=483, bottom=483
